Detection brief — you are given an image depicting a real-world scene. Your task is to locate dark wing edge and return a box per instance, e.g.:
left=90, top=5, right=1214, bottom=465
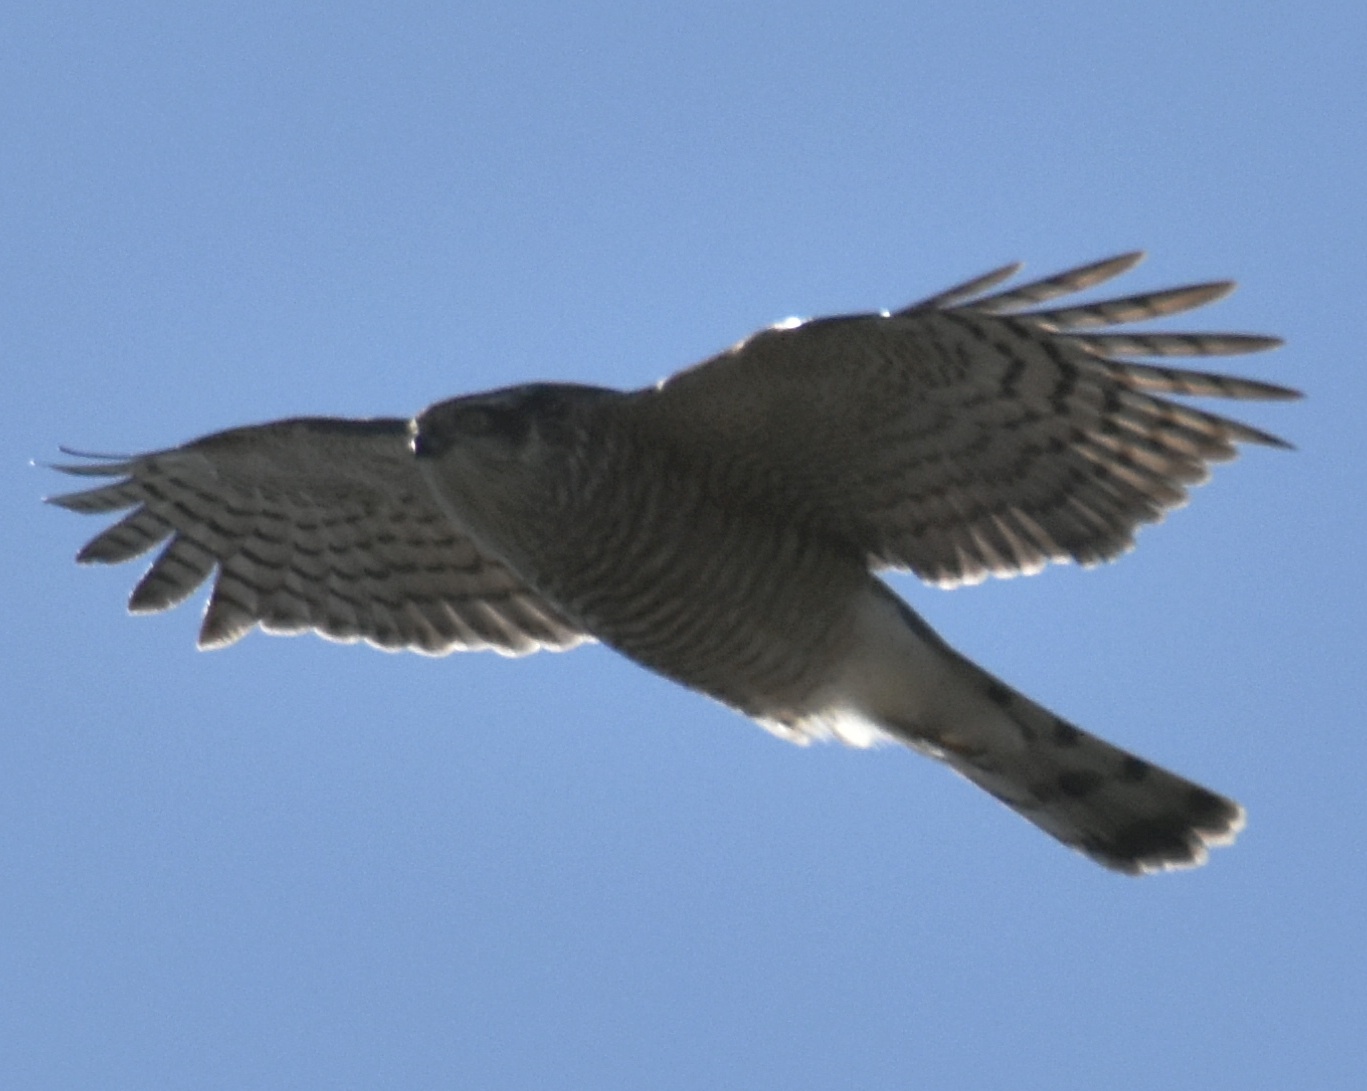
left=882, top=253, right=1301, bottom=587
left=46, top=417, right=587, bottom=656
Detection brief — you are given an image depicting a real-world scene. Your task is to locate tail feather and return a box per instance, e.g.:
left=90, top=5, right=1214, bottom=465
left=922, top=664, right=1244, bottom=874
left=875, top=595, right=1244, bottom=874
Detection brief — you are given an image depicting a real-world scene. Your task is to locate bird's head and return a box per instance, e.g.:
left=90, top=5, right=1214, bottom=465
left=411, top=382, right=614, bottom=462
left=409, top=382, right=617, bottom=564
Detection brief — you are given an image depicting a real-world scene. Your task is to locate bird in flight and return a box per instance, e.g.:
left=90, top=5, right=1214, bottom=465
left=49, top=253, right=1298, bottom=874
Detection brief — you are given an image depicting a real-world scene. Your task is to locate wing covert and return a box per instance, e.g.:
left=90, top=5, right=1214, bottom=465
left=48, top=417, right=586, bottom=654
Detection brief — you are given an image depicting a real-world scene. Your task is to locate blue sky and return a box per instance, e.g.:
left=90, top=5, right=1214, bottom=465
left=3, top=2, right=1363, bottom=1087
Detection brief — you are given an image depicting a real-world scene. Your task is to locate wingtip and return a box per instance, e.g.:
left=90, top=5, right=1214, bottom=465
left=1085, top=250, right=1147, bottom=280
left=1181, top=279, right=1238, bottom=308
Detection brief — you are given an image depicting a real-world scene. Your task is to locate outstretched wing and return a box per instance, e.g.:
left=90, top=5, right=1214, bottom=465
left=643, top=253, right=1300, bottom=587
left=48, top=417, right=586, bottom=655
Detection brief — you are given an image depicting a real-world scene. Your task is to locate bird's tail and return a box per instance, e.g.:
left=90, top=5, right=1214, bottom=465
left=926, top=670, right=1244, bottom=874
left=851, top=590, right=1245, bottom=873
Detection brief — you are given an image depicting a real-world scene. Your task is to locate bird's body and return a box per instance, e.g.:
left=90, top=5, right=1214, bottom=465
left=414, top=383, right=870, bottom=727
left=49, top=253, right=1299, bottom=873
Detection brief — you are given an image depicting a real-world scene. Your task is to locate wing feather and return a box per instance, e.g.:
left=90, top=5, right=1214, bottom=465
left=1025, top=281, right=1235, bottom=328
left=640, top=255, right=1298, bottom=587
left=948, top=251, right=1146, bottom=314
left=48, top=418, right=586, bottom=655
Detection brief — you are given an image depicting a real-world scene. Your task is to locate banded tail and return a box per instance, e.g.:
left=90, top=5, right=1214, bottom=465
left=836, top=587, right=1243, bottom=874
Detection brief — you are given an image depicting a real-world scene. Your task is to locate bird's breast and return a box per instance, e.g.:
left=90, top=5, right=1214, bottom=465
left=521, top=448, right=868, bottom=719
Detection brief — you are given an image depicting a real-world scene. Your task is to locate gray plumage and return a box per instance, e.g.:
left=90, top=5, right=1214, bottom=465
left=48, top=253, right=1299, bottom=874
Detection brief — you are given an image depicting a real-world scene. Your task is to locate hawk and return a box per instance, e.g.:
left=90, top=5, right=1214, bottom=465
left=48, top=253, right=1298, bottom=874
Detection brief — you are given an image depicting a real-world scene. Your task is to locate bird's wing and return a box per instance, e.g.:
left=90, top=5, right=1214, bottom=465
left=641, top=253, right=1300, bottom=587
left=48, top=417, right=587, bottom=654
